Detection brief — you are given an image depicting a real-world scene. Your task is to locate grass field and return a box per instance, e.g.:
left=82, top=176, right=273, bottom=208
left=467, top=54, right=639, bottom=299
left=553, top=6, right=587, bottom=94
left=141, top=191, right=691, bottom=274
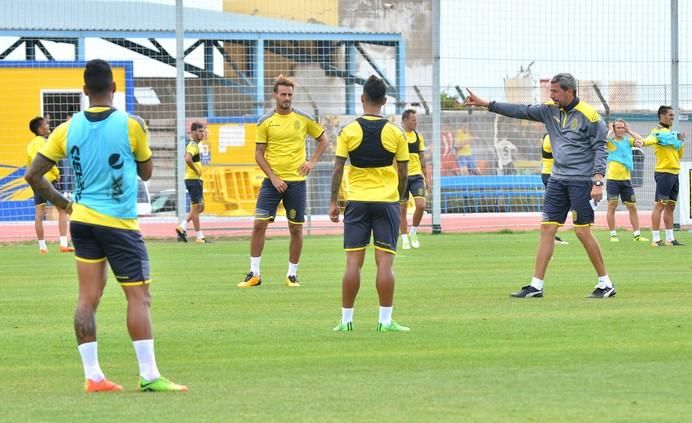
left=2, top=230, right=692, bottom=422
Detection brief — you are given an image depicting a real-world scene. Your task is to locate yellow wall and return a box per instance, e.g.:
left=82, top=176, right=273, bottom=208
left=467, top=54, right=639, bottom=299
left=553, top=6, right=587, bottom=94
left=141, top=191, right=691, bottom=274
left=0, top=66, right=127, bottom=170
left=223, top=0, right=338, bottom=25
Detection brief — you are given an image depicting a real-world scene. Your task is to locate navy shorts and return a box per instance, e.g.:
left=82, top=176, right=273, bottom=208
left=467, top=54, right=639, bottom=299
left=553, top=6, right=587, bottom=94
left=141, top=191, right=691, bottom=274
left=343, top=201, right=400, bottom=253
left=185, top=179, right=204, bottom=205
left=33, top=180, right=58, bottom=206
left=70, top=221, right=151, bottom=285
left=654, top=172, right=679, bottom=202
left=542, top=178, right=594, bottom=226
left=607, top=180, right=636, bottom=204
left=255, top=178, right=306, bottom=223
left=401, top=175, right=426, bottom=202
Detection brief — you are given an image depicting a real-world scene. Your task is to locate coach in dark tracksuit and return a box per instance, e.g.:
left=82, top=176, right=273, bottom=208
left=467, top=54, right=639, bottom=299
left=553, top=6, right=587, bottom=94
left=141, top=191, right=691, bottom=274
left=465, top=73, right=614, bottom=299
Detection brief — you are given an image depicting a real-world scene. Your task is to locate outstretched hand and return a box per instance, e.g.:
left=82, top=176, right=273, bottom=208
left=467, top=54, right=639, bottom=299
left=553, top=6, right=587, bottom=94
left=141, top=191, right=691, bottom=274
left=463, top=88, right=490, bottom=108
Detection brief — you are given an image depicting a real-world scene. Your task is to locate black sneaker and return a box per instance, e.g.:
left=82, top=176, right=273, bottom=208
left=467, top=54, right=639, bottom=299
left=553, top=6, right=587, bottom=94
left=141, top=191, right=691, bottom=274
left=666, top=239, right=685, bottom=246
left=510, top=285, right=543, bottom=298
left=175, top=226, right=188, bottom=243
left=588, top=285, right=616, bottom=298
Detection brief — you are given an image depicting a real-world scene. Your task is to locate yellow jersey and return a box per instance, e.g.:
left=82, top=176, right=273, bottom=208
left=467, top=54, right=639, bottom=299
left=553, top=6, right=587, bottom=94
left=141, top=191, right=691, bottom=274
left=643, top=125, right=684, bottom=174
left=256, top=109, right=325, bottom=181
left=336, top=115, right=409, bottom=202
left=40, top=107, right=152, bottom=230
left=405, top=130, right=425, bottom=176
left=184, top=139, right=202, bottom=180
left=27, top=135, right=60, bottom=182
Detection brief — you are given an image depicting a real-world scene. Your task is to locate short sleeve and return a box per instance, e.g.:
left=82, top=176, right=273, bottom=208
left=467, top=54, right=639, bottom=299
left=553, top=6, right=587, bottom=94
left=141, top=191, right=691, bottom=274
left=39, top=122, right=69, bottom=162
left=335, top=126, right=349, bottom=158
left=256, top=119, right=268, bottom=144
left=128, top=115, right=153, bottom=162
left=307, top=118, right=325, bottom=140
left=418, top=133, right=426, bottom=151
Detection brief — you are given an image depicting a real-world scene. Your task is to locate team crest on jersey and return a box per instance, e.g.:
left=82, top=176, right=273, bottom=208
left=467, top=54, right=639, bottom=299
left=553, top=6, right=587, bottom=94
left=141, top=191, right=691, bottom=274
left=570, top=119, right=578, bottom=130
left=289, top=209, right=297, bottom=219
left=294, top=120, right=300, bottom=130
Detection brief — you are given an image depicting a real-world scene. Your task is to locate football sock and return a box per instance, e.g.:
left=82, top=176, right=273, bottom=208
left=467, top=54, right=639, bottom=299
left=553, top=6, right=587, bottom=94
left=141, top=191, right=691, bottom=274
left=287, top=262, right=299, bottom=277
left=38, top=239, right=47, bottom=250
left=598, top=275, right=613, bottom=288
left=60, top=236, right=69, bottom=248
left=378, top=306, right=393, bottom=325
left=665, top=229, right=674, bottom=242
left=133, top=339, right=161, bottom=382
left=341, top=308, right=353, bottom=324
left=402, top=234, right=409, bottom=242
left=633, top=230, right=641, bottom=237
left=410, top=226, right=417, bottom=236
left=250, top=256, right=261, bottom=276
left=652, top=230, right=661, bottom=242
left=530, top=277, right=544, bottom=290
left=78, top=342, right=105, bottom=381
left=196, top=231, right=204, bottom=240
left=610, top=230, right=617, bottom=237
left=179, top=220, right=187, bottom=231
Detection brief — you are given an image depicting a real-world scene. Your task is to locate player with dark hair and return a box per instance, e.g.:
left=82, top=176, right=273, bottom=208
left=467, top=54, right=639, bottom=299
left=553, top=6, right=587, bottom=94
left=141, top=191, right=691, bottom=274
left=26, top=116, right=73, bottom=254
left=329, top=75, right=410, bottom=332
left=238, top=74, right=330, bottom=288
left=175, top=121, right=209, bottom=243
left=399, top=109, right=430, bottom=249
left=25, top=59, right=186, bottom=393
left=644, top=105, right=687, bottom=246
left=466, top=73, right=615, bottom=298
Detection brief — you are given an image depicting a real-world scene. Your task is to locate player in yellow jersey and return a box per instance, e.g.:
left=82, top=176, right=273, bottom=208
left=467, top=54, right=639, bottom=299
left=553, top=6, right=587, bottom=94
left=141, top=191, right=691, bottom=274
left=399, top=109, right=430, bottom=250
left=175, top=122, right=209, bottom=243
left=26, top=116, right=74, bottom=254
left=540, top=134, right=568, bottom=245
left=329, top=75, right=410, bottom=332
left=644, top=106, right=687, bottom=246
left=25, top=59, right=186, bottom=392
left=605, top=120, right=651, bottom=242
left=238, top=75, right=330, bottom=288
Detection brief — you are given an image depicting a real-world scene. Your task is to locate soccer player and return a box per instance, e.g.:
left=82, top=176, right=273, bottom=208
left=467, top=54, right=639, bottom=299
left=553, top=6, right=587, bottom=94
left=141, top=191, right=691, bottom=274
left=644, top=106, right=686, bottom=246
left=25, top=59, right=186, bottom=392
left=26, top=116, right=73, bottom=254
left=399, top=109, right=430, bottom=250
left=175, top=122, right=209, bottom=243
left=329, top=75, right=410, bottom=332
left=605, top=120, right=650, bottom=242
left=238, top=75, right=329, bottom=288
left=540, top=134, right=568, bottom=245
left=465, top=73, right=615, bottom=298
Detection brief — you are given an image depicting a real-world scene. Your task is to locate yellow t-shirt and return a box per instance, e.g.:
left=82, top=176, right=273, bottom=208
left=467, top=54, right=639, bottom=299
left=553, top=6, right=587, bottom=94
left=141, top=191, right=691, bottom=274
left=541, top=134, right=553, bottom=175
left=336, top=116, right=409, bottom=202
left=27, top=135, right=59, bottom=182
left=643, top=125, right=685, bottom=174
left=606, top=137, right=636, bottom=181
left=184, top=140, right=202, bottom=180
left=455, top=129, right=473, bottom=157
left=256, top=109, right=325, bottom=181
left=405, top=130, right=425, bottom=176
left=39, top=107, right=152, bottom=230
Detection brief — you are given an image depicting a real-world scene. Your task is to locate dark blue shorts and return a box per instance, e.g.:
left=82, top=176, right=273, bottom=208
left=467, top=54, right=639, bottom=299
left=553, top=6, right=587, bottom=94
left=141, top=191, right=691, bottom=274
left=343, top=201, right=400, bottom=253
left=401, top=175, right=425, bottom=202
left=542, top=178, right=594, bottom=226
left=255, top=178, right=306, bottom=223
left=607, top=180, right=636, bottom=204
left=654, top=172, right=679, bottom=202
left=33, top=180, right=58, bottom=206
left=185, top=179, right=204, bottom=205
left=70, top=221, right=151, bottom=285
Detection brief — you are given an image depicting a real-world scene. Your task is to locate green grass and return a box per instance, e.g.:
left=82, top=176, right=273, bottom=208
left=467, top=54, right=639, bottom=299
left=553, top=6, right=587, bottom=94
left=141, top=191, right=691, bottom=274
left=2, top=230, right=692, bottom=422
